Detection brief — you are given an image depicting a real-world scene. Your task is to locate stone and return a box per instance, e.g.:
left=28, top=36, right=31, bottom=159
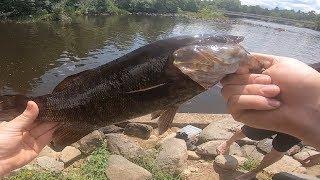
left=306, top=164, right=320, bottom=177
left=214, top=155, right=246, bottom=170
left=187, top=150, right=201, bottom=160
left=106, top=155, right=152, bottom=180
left=273, top=172, right=319, bottom=180
left=60, top=146, right=82, bottom=165
left=99, top=125, right=124, bottom=134
left=124, top=123, right=153, bottom=139
left=286, top=145, right=301, bottom=156
left=156, top=138, right=188, bottom=174
left=105, top=133, right=143, bottom=160
left=38, top=146, right=61, bottom=160
left=36, top=156, right=64, bottom=172
left=156, top=132, right=177, bottom=148
left=236, top=137, right=258, bottom=146
left=293, top=150, right=319, bottom=162
left=196, top=140, right=243, bottom=158
left=264, top=155, right=305, bottom=176
left=198, top=118, right=243, bottom=143
left=242, top=145, right=264, bottom=161
left=257, top=138, right=273, bottom=154
left=176, top=125, right=202, bottom=151
left=72, top=130, right=105, bottom=155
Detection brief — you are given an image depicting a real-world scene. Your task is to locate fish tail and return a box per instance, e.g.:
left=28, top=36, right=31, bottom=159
left=0, top=95, right=29, bottom=113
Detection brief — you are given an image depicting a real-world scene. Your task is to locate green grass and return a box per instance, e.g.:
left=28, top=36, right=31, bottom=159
left=8, top=146, right=181, bottom=180
left=239, top=158, right=259, bottom=172
left=8, top=145, right=110, bottom=180
left=8, top=169, right=63, bottom=180
left=134, top=150, right=181, bottom=180
left=80, top=145, right=110, bottom=180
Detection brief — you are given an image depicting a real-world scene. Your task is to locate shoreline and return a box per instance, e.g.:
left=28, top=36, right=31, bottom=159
left=2, top=12, right=318, bottom=32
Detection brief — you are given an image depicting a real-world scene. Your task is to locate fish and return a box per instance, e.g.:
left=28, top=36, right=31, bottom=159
left=0, top=34, right=260, bottom=151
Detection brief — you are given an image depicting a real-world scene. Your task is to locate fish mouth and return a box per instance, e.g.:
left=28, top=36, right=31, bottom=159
left=173, top=41, right=249, bottom=89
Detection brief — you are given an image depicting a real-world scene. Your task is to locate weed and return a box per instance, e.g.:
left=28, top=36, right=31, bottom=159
left=239, top=158, right=259, bottom=172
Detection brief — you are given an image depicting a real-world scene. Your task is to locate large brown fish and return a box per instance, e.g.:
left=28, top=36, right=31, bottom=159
left=0, top=35, right=259, bottom=151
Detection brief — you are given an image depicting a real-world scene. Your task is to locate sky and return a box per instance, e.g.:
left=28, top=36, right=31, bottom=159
left=240, top=0, right=320, bottom=13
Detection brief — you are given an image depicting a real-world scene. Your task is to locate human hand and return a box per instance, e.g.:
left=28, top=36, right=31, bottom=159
left=0, top=101, right=57, bottom=176
left=301, top=153, right=320, bottom=167
left=221, top=53, right=320, bottom=150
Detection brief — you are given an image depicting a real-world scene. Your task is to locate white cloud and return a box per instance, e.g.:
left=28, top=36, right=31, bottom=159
left=240, top=0, right=320, bottom=13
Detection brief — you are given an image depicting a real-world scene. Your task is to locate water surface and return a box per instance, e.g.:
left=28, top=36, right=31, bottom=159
left=1, top=16, right=319, bottom=113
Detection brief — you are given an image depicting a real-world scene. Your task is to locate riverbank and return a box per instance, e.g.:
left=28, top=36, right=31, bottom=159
left=5, top=113, right=320, bottom=180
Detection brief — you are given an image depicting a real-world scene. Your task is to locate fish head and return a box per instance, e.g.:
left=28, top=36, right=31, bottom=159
left=172, top=34, right=254, bottom=89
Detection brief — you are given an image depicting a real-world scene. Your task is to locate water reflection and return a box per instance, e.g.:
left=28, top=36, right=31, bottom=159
left=1, top=15, right=319, bottom=113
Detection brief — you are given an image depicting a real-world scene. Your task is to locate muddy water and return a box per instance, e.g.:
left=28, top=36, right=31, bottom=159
left=1, top=16, right=319, bottom=113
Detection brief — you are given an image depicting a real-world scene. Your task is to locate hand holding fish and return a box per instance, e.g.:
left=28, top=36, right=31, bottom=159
left=0, top=101, right=57, bottom=176
left=221, top=53, right=320, bottom=150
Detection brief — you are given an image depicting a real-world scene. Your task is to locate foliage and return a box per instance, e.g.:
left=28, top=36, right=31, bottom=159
left=7, top=145, right=110, bottom=180
left=8, top=169, right=63, bottom=180
left=239, top=158, right=259, bottom=172
left=195, top=6, right=226, bottom=20
left=134, top=150, right=181, bottom=180
left=81, top=145, right=110, bottom=180
left=0, top=0, right=319, bottom=30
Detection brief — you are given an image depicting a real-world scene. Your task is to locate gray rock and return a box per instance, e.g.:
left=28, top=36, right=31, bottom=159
left=36, top=156, right=64, bottom=172
left=236, top=137, right=258, bottom=146
left=176, top=125, right=202, bottom=151
left=286, top=145, right=302, bottom=156
left=198, top=118, right=243, bottom=143
left=156, top=138, right=188, bottom=174
left=38, top=146, right=61, bottom=159
left=60, top=146, right=82, bottom=165
left=273, top=172, right=319, bottom=180
left=196, top=140, right=243, bottom=158
left=242, top=145, right=264, bottom=161
left=264, top=155, right=306, bottom=176
left=106, top=155, right=152, bottom=180
left=105, top=133, right=143, bottom=160
left=214, top=155, right=245, bottom=170
left=72, top=130, right=105, bottom=155
left=293, top=149, right=319, bottom=162
left=124, top=123, right=153, bottom=139
left=257, top=138, right=273, bottom=154
left=99, top=125, right=124, bottom=134
left=187, top=150, right=201, bottom=160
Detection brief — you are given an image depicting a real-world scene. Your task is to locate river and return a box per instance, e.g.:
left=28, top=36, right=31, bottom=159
left=0, top=15, right=320, bottom=113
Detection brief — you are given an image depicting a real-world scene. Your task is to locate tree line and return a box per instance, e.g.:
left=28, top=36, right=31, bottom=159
left=0, top=0, right=319, bottom=29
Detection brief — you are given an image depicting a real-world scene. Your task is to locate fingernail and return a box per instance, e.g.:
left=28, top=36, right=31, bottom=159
left=26, top=101, right=32, bottom=111
left=254, top=75, right=271, bottom=84
left=261, top=85, right=278, bottom=93
left=267, top=99, right=281, bottom=107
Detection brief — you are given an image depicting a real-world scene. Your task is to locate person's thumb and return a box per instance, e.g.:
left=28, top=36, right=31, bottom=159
left=9, top=101, right=39, bottom=130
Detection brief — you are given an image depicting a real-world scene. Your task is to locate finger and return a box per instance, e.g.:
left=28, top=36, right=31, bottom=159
left=9, top=101, right=39, bottom=130
left=250, top=53, right=277, bottom=70
left=227, top=95, right=281, bottom=112
left=236, top=65, right=250, bottom=74
left=29, top=122, right=59, bottom=139
left=222, top=84, right=280, bottom=100
left=221, top=74, right=272, bottom=86
left=33, top=127, right=56, bottom=153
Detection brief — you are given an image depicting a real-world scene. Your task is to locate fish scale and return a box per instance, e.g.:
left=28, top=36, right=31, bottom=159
left=0, top=34, right=258, bottom=151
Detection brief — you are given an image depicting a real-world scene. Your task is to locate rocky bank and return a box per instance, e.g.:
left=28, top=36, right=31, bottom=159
left=6, top=113, right=320, bottom=180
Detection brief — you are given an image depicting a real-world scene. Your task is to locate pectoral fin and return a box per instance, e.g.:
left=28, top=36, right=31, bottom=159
left=157, top=106, right=179, bottom=134
left=125, top=83, right=166, bottom=94
left=49, top=123, right=95, bottom=151
left=151, top=110, right=165, bottom=120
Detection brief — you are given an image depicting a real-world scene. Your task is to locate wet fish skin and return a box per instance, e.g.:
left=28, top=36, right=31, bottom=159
left=0, top=35, right=251, bottom=150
